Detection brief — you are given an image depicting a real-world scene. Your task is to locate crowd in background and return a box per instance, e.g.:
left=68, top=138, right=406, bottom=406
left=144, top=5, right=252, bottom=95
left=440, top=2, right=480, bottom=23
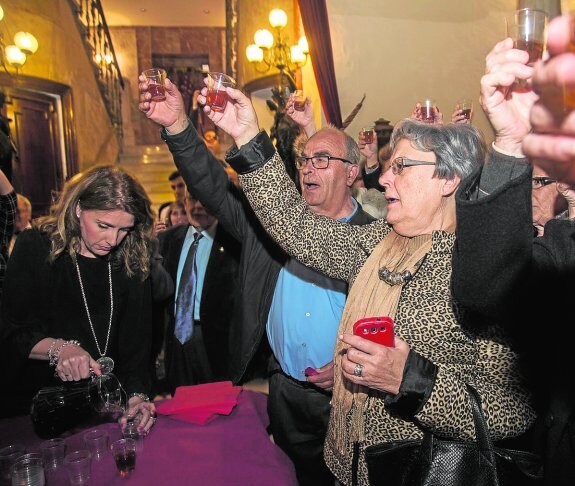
left=1, top=12, right=575, bottom=486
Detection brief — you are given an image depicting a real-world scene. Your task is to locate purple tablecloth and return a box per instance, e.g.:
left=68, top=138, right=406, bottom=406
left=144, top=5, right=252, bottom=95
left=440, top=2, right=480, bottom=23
left=0, top=389, right=297, bottom=485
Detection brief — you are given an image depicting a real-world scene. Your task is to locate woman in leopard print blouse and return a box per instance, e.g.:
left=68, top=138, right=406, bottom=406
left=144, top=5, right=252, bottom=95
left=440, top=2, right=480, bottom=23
left=193, top=88, right=536, bottom=486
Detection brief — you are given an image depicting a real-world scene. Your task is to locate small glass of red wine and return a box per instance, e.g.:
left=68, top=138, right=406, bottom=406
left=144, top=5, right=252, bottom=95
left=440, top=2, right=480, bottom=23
left=111, top=438, right=137, bottom=479
left=420, top=99, right=436, bottom=124
left=359, top=126, right=375, bottom=144
left=207, top=72, right=236, bottom=113
left=508, top=8, right=548, bottom=66
left=460, top=99, right=473, bottom=121
left=143, top=68, right=167, bottom=102
left=293, top=90, right=306, bottom=111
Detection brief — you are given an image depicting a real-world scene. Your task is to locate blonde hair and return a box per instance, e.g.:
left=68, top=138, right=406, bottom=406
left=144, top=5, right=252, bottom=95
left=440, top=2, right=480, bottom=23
left=36, top=165, right=154, bottom=278
left=16, top=193, right=32, bottom=212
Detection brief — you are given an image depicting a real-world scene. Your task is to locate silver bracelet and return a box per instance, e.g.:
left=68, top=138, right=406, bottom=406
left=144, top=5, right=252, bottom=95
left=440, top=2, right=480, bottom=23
left=47, top=339, right=60, bottom=366
left=49, top=339, right=81, bottom=367
left=129, top=393, right=150, bottom=403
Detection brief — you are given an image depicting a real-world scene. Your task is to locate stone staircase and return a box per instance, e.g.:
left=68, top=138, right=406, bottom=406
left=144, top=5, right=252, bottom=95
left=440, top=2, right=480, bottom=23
left=118, top=144, right=178, bottom=216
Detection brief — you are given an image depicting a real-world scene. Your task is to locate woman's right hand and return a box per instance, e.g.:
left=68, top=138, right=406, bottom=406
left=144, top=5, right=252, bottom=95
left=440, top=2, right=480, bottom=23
left=56, top=343, right=100, bottom=381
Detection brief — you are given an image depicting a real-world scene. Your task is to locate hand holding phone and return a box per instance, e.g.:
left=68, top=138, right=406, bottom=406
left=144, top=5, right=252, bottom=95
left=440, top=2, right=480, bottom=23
left=353, top=316, right=395, bottom=347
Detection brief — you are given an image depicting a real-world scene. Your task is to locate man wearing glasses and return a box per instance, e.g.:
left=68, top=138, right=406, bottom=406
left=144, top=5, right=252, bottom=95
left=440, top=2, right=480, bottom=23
left=530, top=171, right=569, bottom=237
left=138, top=79, right=374, bottom=486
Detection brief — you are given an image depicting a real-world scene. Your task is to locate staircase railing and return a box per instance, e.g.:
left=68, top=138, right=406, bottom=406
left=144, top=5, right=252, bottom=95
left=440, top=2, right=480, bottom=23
left=67, top=0, right=124, bottom=145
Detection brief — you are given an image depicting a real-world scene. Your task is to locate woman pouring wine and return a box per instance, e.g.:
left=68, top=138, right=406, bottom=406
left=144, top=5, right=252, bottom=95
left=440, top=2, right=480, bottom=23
left=0, top=165, right=159, bottom=433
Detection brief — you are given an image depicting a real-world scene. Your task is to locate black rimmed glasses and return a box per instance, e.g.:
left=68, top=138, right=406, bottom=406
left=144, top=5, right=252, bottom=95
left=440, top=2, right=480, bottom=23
left=390, top=157, right=436, bottom=175
left=532, top=176, right=557, bottom=189
left=295, top=155, right=352, bottom=170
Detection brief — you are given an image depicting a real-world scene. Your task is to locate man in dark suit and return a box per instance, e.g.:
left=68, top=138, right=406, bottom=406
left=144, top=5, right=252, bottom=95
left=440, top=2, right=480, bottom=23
left=157, top=190, right=240, bottom=391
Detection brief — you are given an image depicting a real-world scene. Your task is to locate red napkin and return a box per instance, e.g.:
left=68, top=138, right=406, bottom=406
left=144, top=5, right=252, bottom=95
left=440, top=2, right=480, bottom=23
left=156, top=381, right=242, bottom=424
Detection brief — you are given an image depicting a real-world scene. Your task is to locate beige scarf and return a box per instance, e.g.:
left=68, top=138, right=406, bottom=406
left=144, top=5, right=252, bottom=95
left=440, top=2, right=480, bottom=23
left=329, top=230, right=433, bottom=455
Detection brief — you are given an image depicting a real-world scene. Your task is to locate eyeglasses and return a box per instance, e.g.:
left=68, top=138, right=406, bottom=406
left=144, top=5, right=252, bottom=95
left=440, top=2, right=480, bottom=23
left=390, top=157, right=436, bottom=175
left=532, top=176, right=557, bottom=189
left=294, top=155, right=352, bottom=170
left=171, top=183, right=185, bottom=190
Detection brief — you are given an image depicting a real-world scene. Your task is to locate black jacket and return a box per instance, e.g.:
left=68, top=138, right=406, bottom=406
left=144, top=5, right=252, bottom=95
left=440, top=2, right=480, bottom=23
left=163, top=123, right=374, bottom=383
left=453, top=150, right=575, bottom=486
left=158, top=222, right=240, bottom=381
left=1, top=229, right=153, bottom=416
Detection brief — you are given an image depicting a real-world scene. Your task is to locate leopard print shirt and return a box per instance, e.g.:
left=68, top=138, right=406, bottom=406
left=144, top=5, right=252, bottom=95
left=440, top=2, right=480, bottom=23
left=238, top=151, right=536, bottom=486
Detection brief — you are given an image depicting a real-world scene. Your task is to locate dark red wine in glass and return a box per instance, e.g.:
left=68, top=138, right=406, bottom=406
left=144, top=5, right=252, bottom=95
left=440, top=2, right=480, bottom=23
left=114, top=450, right=136, bottom=478
left=207, top=89, right=229, bottom=112
left=461, top=108, right=472, bottom=120
left=361, top=130, right=374, bottom=144
left=147, top=83, right=166, bottom=102
left=514, top=39, right=544, bottom=64
left=421, top=104, right=435, bottom=123
left=294, top=100, right=305, bottom=111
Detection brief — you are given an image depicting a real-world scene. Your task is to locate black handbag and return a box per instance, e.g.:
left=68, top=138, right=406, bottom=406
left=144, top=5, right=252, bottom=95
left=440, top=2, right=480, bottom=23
left=364, top=385, right=543, bottom=486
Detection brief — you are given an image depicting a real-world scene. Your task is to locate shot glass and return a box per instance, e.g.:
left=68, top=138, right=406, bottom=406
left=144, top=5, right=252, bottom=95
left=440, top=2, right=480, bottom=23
left=143, top=68, right=167, bottom=102
left=40, top=438, right=66, bottom=470
left=460, top=99, right=473, bottom=120
left=206, top=72, right=236, bottom=113
left=110, top=439, right=137, bottom=479
left=0, top=443, right=26, bottom=485
left=508, top=8, right=548, bottom=65
left=359, top=126, right=375, bottom=144
left=64, top=450, right=91, bottom=486
left=10, top=453, right=44, bottom=486
left=420, top=99, right=436, bottom=123
left=293, top=90, right=305, bottom=111
left=122, top=422, right=144, bottom=452
left=82, top=429, right=108, bottom=461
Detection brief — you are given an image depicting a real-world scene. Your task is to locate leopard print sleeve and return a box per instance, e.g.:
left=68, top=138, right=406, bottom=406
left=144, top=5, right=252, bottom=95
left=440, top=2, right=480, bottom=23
left=238, top=149, right=389, bottom=283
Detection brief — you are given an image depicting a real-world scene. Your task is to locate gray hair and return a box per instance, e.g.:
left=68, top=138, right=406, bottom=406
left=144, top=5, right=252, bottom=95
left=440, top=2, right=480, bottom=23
left=389, top=119, right=485, bottom=180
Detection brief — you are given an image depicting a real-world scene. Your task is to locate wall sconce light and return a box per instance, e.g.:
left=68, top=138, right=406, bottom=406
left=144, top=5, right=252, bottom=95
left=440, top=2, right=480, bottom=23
left=245, top=8, right=309, bottom=85
left=95, top=53, right=114, bottom=65
left=0, top=5, right=39, bottom=72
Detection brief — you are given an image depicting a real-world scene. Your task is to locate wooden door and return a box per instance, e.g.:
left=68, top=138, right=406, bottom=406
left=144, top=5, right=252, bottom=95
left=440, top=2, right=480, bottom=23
left=8, top=92, right=63, bottom=217
left=0, top=74, right=78, bottom=219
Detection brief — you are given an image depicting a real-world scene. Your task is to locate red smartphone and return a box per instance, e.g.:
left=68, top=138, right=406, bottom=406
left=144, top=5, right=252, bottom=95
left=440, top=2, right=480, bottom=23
left=353, top=316, right=395, bottom=347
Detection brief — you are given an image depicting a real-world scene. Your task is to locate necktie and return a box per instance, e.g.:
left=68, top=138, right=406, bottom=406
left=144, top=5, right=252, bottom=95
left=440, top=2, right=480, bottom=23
left=174, top=232, right=203, bottom=344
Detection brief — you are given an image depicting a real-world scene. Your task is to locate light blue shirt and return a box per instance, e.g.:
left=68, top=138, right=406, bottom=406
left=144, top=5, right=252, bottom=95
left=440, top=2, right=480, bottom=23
left=175, top=224, right=216, bottom=320
left=266, top=198, right=358, bottom=380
